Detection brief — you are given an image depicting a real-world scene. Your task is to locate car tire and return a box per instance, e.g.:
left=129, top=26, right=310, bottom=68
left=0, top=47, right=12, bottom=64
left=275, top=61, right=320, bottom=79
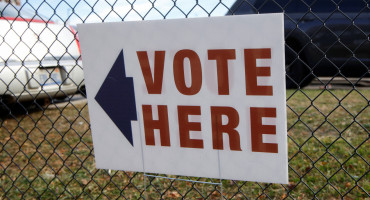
left=79, top=85, right=86, bottom=98
left=285, top=39, right=313, bottom=89
left=286, top=61, right=312, bottom=89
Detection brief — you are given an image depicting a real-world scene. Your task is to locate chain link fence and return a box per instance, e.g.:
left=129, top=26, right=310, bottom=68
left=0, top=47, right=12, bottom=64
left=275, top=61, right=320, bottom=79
left=0, top=0, right=369, bottom=199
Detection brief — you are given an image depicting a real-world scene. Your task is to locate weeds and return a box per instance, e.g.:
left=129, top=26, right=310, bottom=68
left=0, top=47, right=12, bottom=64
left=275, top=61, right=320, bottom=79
left=0, top=89, right=368, bottom=199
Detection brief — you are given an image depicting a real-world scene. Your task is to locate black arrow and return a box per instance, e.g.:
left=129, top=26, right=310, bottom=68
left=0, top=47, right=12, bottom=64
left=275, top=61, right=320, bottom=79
left=95, top=50, right=137, bottom=146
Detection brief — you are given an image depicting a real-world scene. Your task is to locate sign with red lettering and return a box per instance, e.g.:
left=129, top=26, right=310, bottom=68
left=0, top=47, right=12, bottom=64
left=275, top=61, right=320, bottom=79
left=78, top=14, right=288, bottom=184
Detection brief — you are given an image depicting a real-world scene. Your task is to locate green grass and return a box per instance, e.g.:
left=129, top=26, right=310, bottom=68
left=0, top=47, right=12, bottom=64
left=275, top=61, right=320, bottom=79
left=0, top=89, right=369, bottom=199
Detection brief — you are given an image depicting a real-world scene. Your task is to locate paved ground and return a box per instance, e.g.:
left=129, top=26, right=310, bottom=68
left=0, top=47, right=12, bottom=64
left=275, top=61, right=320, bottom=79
left=53, top=77, right=370, bottom=106
left=1, top=77, right=368, bottom=117
left=44, top=76, right=370, bottom=109
left=304, top=77, right=370, bottom=89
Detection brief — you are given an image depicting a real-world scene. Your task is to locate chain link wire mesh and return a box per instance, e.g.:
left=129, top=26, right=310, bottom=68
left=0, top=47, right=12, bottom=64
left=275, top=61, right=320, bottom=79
left=0, top=0, right=369, bottom=199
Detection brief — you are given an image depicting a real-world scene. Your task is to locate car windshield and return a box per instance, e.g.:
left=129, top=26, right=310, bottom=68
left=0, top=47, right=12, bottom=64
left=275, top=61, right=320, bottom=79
left=254, top=0, right=366, bottom=13
left=228, top=0, right=368, bottom=15
left=0, top=2, right=42, bottom=20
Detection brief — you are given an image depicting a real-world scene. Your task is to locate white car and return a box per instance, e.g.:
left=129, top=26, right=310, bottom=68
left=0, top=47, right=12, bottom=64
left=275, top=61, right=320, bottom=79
left=0, top=2, right=84, bottom=104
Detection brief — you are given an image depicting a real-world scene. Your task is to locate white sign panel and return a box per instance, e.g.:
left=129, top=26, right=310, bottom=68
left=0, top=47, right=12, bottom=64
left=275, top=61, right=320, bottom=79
left=78, top=14, right=288, bottom=184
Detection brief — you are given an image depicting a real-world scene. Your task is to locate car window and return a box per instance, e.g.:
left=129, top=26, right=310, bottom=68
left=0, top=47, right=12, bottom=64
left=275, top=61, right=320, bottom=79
left=0, top=2, right=41, bottom=19
left=309, top=0, right=337, bottom=13
left=254, top=0, right=310, bottom=13
left=227, top=0, right=258, bottom=15
left=0, top=2, right=19, bottom=17
left=284, top=0, right=310, bottom=13
left=338, top=0, right=367, bottom=13
left=251, top=0, right=368, bottom=14
left=254, top=0, right=287, bottom=13
left=309, top=0, right=368, bottom=13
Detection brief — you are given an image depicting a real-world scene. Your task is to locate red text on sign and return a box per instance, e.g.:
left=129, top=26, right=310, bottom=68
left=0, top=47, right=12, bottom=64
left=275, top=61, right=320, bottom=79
left=142, top=105, right=278, bottom=153
left=137, top=49, right=272, bottom=96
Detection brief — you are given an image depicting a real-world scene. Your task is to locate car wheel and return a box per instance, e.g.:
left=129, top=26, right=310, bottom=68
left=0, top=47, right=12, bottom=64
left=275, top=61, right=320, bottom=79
left=286, top=61, right=312, bottom=89
left=285, top=39, right=313, bottom=89
left=79, top=85, right=86, bottom=98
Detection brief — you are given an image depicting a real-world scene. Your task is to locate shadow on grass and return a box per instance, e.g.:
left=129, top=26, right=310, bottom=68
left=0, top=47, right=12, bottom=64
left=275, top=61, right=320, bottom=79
left=0, top=100, right=50, bottom=119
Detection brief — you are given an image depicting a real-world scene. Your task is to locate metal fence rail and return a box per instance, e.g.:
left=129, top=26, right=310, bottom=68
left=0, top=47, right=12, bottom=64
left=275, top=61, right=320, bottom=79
left=1, top=0, right=369, bottom=199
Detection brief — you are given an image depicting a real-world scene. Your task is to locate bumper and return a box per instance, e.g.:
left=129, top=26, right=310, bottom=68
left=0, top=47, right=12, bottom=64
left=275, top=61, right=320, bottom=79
left=0, top=60, right=84, bottom=102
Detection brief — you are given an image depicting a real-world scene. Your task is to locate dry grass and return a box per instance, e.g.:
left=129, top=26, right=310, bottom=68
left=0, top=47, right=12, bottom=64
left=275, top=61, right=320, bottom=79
left=0, top=89, right=369, bottom=199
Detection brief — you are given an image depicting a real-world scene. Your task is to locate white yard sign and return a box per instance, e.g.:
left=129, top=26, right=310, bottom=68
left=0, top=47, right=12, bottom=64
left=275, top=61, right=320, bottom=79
left=78, top=14, right=288, bottom=184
